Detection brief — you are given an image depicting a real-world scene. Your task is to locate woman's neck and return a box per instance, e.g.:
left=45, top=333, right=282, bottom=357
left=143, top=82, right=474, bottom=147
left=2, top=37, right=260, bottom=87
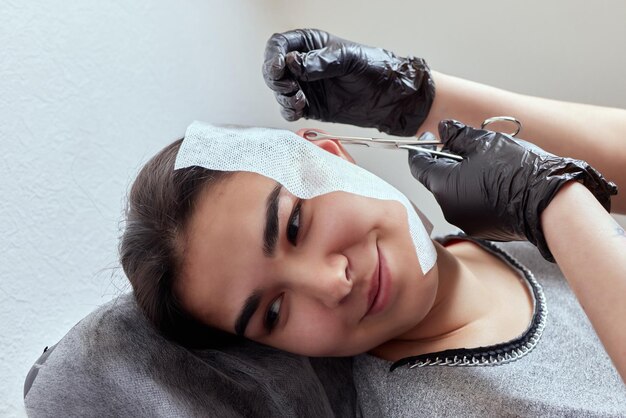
left=370, top=240, right=500, bottom=359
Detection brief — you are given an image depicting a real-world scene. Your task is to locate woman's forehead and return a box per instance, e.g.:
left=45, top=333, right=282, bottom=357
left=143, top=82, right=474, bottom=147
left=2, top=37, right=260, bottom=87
left=184, top=171, right=274, bottom=269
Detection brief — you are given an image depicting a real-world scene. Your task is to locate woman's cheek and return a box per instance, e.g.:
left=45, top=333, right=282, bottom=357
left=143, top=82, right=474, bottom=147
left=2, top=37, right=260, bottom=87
left=280, top=316, right=349, bottom=356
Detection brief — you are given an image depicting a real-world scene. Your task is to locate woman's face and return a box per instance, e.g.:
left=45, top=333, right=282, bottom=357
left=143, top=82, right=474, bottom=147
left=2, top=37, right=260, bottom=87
left=175, top=130, right=439, bottom=357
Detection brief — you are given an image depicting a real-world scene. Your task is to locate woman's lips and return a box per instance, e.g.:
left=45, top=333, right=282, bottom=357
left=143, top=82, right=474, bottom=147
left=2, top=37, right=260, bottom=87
left=365, top=244, right=391, bottom=317
left=365, top=247, right=380, bottom=315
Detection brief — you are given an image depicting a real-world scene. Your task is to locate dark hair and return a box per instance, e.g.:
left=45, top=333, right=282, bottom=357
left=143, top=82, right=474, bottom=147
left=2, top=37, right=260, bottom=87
left=119, top=138, right=239, bottom=348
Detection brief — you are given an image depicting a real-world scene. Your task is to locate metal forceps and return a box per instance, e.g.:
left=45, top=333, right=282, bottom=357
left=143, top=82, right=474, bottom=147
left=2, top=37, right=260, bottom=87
left=303, top=130, right=463, bottom=160
left=303, top=116, right=522, bottom=162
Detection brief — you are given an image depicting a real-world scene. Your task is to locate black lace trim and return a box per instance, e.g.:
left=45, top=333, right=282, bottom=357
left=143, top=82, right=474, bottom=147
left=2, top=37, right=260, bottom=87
left=389, top=234, right=548, bottom=371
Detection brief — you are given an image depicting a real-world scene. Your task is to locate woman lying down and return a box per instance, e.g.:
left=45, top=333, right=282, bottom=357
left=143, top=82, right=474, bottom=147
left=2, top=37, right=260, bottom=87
left=119, top=30, right=626, bottom=417
left=119, top=122, right=624, bottom=416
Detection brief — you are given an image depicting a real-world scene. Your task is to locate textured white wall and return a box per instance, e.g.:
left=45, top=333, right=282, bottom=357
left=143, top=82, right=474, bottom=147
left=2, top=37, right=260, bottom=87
left=1, top=1, right=286, bottom=416
left=2, top=1, right=625, bottom=416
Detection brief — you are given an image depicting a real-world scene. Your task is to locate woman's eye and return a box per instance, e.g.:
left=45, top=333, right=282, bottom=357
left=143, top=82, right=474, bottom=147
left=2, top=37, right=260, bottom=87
left=287, top=200, right=302, bottom=245
left=264, top=295, right=282, bottom=333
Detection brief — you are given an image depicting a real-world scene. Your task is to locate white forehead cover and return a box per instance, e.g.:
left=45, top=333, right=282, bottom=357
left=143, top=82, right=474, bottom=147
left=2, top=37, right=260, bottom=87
left=175, top=121, right=436, bottom=274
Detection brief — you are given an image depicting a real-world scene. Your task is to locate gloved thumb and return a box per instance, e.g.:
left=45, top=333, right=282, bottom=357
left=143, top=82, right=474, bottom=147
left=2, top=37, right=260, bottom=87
left=285, top=47, right=349, bottom=82
left=439, top=119, right=482, bottom=156
left=407, top=132, right=457, bottom=192
left=438, top=119, right=467, bottom=143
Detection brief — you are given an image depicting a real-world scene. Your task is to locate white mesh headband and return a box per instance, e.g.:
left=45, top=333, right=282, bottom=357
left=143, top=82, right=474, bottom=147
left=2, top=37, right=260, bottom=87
left=175, top=121, right=437, bottom=274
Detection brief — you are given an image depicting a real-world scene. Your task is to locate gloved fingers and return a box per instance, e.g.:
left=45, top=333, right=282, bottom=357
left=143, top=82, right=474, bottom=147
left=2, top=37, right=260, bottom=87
left=263, top=54, right=300, bottom=94
left=270, top=29, right=330, bottom=54
left=263, top=29, right=330, bottom=78
left=285, top=46, right=352, bottom=82
left=263, top=35, right=290, bottom=83
left=274, top=90, right=307, bottom=120
left=263, top=30, right=318, bottom=94
left=263, top=30, right=316, bottom=67
left=438, top=119, right=493, bottom=155
left=279, top=105, right=301, bottom=122
left=271, top=78, right=300, bottom=95
left=407, top=135, right=457, bottom=192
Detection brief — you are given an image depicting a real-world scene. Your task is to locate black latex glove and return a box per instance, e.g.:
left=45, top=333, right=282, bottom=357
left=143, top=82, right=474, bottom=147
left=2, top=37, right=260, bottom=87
left=262, top=28, right=435, bottom=136
left=409, top=120, right=618, bottom=262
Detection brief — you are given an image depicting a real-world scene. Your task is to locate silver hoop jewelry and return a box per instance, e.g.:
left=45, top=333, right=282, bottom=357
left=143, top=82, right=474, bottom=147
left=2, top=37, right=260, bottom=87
left=481, top=116, right=523, bottom=137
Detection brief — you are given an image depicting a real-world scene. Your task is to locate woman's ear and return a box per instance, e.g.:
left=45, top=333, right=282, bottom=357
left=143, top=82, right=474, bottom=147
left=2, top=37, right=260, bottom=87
left=295, top=128, right=356, bottom=164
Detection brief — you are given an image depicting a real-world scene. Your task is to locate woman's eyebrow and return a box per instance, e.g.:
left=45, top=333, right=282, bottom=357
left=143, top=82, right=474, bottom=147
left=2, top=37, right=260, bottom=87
left=233, top=182, right=283, bottom=336
left=263, top=183, right=283, bottom=257
left=235, top=290, right=262, bottom=336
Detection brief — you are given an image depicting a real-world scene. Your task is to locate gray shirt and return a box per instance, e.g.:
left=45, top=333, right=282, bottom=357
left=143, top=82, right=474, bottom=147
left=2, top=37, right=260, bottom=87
left=353, top=238, right=626, bottom=417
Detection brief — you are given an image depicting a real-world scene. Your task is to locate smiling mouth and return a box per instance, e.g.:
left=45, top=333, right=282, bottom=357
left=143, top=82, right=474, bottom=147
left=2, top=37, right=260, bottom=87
left=365, top=245, right=381, bottom=316
left=365, top=243, right=392, bottom=318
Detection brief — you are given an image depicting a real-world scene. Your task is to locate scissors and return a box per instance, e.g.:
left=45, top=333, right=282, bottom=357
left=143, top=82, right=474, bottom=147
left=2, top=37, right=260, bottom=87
left=303, top=116, right=522, bottom=162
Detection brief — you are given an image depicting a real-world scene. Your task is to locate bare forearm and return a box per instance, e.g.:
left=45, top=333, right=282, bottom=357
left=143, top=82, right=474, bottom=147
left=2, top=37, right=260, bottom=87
left=420, top=72, right=626, bottom=213
left=541, top=181, right=626, bottom=383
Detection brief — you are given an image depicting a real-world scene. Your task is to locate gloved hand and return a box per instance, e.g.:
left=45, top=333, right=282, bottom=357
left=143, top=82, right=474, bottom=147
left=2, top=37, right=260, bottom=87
left=262, top=28, right=435, bottom=136
left=409, top=120, right=618, bottom=261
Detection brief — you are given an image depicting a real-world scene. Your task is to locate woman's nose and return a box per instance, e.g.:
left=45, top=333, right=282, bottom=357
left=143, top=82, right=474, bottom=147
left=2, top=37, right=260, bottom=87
left=287, top=253, right=353, bottom=308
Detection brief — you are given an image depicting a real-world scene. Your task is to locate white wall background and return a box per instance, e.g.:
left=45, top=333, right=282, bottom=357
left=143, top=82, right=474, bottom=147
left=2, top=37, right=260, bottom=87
left=1, top=1, right=625, bottom=416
